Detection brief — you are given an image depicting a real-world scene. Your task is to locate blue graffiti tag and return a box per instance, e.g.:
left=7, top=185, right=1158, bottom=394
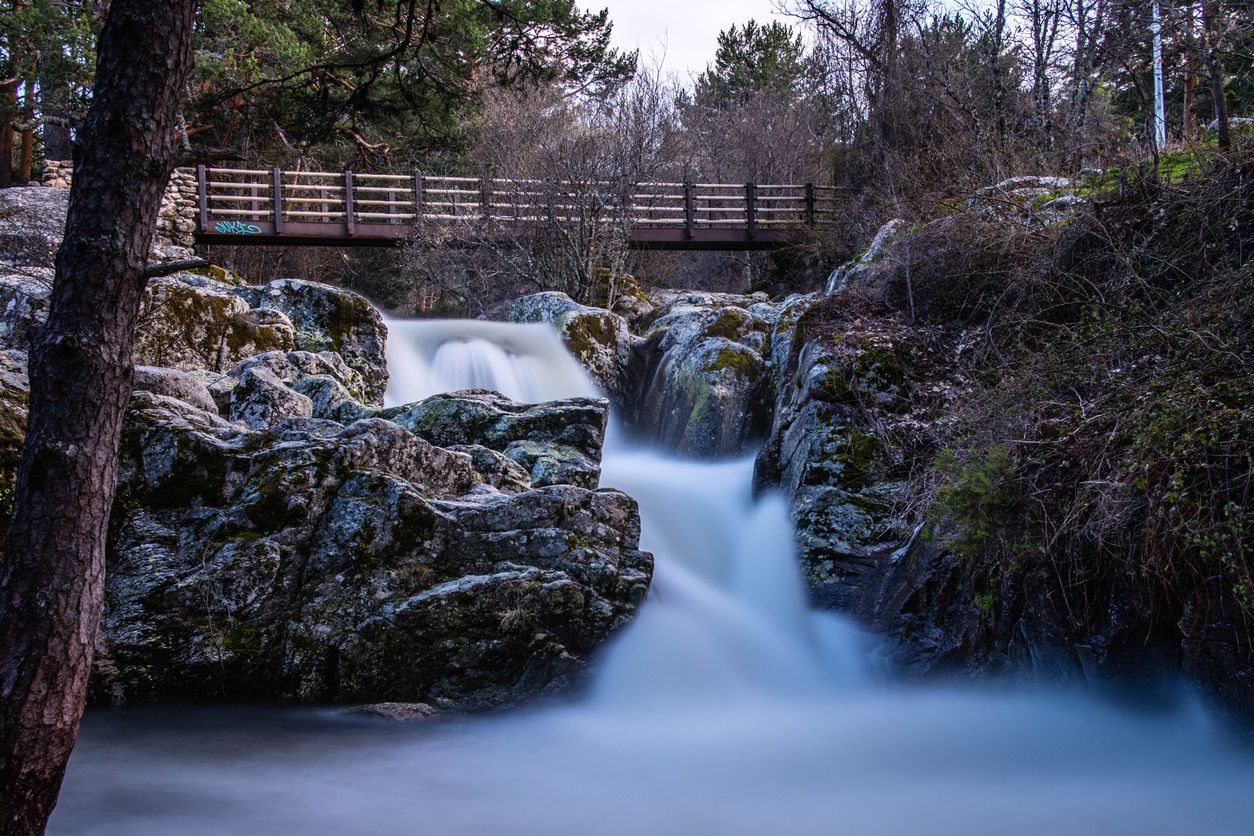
left=213, top=220, right=263, bottom=235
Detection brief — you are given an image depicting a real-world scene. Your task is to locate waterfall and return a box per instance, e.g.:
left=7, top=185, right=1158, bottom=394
left=383, top=318, right=594, bottom=405
left=52, top=317, right=1254, bottom=836
left=382, top=318, right=871, bottom=708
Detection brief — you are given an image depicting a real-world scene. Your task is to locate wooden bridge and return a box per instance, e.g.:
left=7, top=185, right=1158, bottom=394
left=192, top=166, right=837, bottom=251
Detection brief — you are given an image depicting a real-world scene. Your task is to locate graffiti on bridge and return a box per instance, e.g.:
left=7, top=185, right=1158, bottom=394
left=213, top=220, right=263, bottom=235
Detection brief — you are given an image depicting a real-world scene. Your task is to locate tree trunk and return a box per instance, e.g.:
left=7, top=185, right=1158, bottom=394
left=39, top=59, right=74, bottom=163
left=18, top=79, right=34, bottom=184
left=1199, top=0, right=1229, bottom=148
left=1183, top=1, right=1198, bottom=138
left=0, top=0, right=199, bottom=832
left=0, top=83, right=14, bottom=188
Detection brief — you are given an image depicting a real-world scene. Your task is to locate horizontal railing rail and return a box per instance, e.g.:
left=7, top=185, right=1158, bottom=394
left=195, top=166, right=838, bottom=250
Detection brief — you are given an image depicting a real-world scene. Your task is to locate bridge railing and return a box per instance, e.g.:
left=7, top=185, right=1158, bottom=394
left=196, top=166, right=838, bottom=239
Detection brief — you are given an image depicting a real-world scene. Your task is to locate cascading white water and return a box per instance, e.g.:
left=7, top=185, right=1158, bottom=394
left=383, top=318, right=593, bottom=405
left=52, top=318, right=1254, bottom=835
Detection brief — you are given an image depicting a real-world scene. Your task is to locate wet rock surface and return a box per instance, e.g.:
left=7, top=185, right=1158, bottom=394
left=631, top=292, right=774, bottom=457
left=97, top=390, right=650, bottom=709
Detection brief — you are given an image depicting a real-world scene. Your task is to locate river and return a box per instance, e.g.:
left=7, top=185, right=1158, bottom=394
left=51, top=318, right=1254, bottom=834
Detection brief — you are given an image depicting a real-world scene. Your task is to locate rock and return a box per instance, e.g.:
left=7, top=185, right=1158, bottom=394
left=228, top=366, right=314, bottom=429
left=133, top=366, right=220, bottom=415
left=236, top=280, right=388, bottom=405
left=134, top=275, right=294, bottom=372
left=0, top=272, right=51, bottom=349
left=291, top=374, right=366, bottom=424
left=755, top=295, right=946, bottom=610
left=385, top=390, right=608, bottom=471
left=1207, top=116, right=1254, bottom=134
left=346, top=702, right=441, bottom=722
left=825, top=219, right=910, bottom=295
left=0, top=187, right=70, bottom=268
left=498, top=292, right=633, bottom=404
left=966, top=176, right=1085, bottom=225
left=636, top=301, right=773, bottom=457
left=96, top=397, right=651, bottom=709
left=230, top=349, right=369, bottom=405
left=503, top=439, right=600, bottom=489
left=0, top=185, right=194, bottom=266
left=446, top=444, right=533, bottom=493
left=0, top=349, right=30, bottom=471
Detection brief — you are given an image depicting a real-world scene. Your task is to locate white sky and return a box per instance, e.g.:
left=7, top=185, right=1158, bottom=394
left=596, top=1, right=791, bottom=80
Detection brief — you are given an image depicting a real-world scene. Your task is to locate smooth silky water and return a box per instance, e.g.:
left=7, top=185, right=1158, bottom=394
left=52, top=318, right=1254, bottom=834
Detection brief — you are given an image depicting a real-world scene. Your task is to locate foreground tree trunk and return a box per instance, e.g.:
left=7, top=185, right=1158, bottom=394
left=0, top=0, right=198, bottom=832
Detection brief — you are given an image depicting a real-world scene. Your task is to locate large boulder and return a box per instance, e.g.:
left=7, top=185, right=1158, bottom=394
left=134, top=274, right=294, bottom=372
left=95, top=394, right=651, bottom=708
left=0, top=185, right=193, bottom=266
left=236, top=279, right=388, bottom=405
left=635, top=297, right=774, bottom=457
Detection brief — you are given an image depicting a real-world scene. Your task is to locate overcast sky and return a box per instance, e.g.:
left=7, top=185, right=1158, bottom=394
left=597, top=0, right=791, bottom=81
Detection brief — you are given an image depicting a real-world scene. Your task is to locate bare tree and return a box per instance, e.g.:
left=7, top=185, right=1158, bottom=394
left=407, top=68, right=682, bottom=311
left=1016, top=0, right=1064, bottom=151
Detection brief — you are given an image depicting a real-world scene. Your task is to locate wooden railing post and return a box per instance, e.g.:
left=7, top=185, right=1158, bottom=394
left=271, top=167, right=284, bottom=234
left=196, top=164, right=208, bottom=232
left=343, top=170, right=355, bottom=236
left=804, top=183, right=816, bottom=226
left=413, top=170, right=424, bottom=226
left=745, top=182, right=757, bottom=239
left=250, top=184, right=260, bottom=222
left=684, top=181, right=695, bottom=239
left=480, top=178, right=492, bottom=221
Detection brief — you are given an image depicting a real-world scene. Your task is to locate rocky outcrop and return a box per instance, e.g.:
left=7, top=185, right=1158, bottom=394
left=95, top=386, right=650, bottom=709
left=633, top=292, right=774, bottom=457
left=755, top=294, right=955, bottom=611
left=383, top=390, right=608, bottom=490
left=0, top=194, right=651, bottom=710
left=237, top=279, right=388, bottom=405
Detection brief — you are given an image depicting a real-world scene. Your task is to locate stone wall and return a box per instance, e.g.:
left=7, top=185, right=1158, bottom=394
left=42, top=160, right=199, bottom=250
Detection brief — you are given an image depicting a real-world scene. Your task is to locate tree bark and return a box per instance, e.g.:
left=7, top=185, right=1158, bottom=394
left=1198, top=0, right=1229, bottom=148
left=0, top=83, right=14, bottom=188
left=0, top=0, right=199, bottom=832
left=18, top=79, right=34, bottom=183
left=38, top=59, right=74, bottom=163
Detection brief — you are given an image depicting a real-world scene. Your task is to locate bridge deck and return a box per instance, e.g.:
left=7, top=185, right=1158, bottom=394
left=193, top=167, right=835, bottom=251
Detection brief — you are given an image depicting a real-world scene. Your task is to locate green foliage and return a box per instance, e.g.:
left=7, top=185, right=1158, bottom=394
left=932, top=446, right=1021, bottom=556
left=692, top=20, right=806, bottom=108
left=1130, top=374, right=1254, bottom=593
left=185, top=0, right=637, bottom=167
